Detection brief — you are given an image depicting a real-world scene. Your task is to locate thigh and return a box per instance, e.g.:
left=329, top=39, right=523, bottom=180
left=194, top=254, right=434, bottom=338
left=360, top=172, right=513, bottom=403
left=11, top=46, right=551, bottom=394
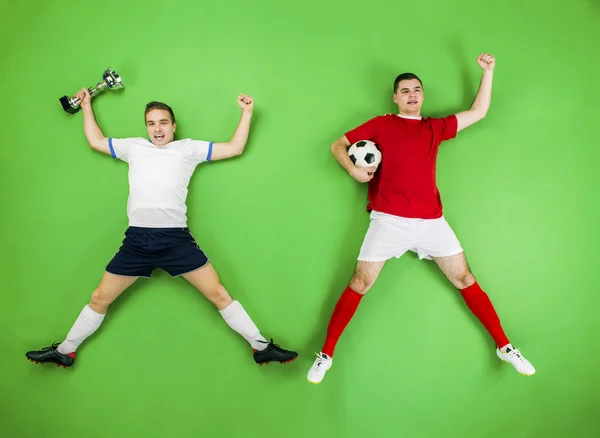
left=358, top=211, right=414, bottom=262
left=349, top=260, right=387, bottom=294
left=431, top=252, right=475, bottom=289
left=181, top=262, right=232, bottom=309
left=91, top=271, right=139, bottom=311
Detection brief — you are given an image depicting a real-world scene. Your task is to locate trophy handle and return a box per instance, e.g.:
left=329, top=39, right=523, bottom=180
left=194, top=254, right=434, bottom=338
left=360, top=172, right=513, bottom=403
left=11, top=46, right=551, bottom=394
left=88, top=82, right=107, bottom=98
left=60, top=68, right=123, bottom=114
left=66, top=86, right=96, bottom=109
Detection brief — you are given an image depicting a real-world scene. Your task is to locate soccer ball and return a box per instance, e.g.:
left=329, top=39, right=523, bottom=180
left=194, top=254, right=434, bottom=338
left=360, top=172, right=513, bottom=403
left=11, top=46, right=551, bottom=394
left=348, top=140, right=382, bottom=168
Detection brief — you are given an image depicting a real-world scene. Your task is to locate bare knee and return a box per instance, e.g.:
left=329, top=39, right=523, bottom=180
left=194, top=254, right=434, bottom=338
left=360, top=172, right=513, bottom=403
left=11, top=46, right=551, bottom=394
left=89, top=288, right=111, bottom=313
left=349, top=273, right=373, bottom=295
left=453, top=271, right=476, bottom=290
left=348, top=261, right=384, bottom=295
left=212, top=284, right=233, bottom=309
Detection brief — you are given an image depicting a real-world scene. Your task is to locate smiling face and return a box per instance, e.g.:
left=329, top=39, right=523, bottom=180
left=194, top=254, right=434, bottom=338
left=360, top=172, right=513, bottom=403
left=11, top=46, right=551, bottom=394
left=393, top=78, right=424, bottom=117
left=145, top=109, right=176, bottom=146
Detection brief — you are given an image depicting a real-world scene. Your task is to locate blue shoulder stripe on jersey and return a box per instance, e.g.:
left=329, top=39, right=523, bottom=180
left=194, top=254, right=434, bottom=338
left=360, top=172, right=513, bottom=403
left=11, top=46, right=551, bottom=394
left=108, top=138, right=116, bottom=158
left=207, top=142, right=213, bottom=161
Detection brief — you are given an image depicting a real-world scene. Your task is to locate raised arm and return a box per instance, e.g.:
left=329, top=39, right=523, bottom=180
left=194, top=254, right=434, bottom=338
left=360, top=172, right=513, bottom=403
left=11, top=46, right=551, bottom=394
left=210, top=95, right=254, bottom=161
left=75, top=88, right=111, bottom=155
left=456, top=54, right=495, bottom=132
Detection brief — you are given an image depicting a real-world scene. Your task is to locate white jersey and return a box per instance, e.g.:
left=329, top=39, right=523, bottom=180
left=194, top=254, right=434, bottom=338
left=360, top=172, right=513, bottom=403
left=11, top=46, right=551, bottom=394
left=108, top=137, right=212, bottom=228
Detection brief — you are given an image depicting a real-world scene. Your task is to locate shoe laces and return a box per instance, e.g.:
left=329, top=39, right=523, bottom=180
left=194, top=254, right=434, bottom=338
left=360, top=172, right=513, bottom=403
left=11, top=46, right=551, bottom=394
left=42, top=342, right=60, bottom=351
left=314, top=353, right=330, bottom=369
left=507, top=348, right=525, bottom=363
left=258, top=339, right=284, bottom=353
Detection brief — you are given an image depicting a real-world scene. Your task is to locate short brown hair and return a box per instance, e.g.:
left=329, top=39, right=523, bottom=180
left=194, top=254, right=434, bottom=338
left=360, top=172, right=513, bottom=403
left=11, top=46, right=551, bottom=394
left=393, top=73, right=423, bottom=93
left=145, top=101, right=176, bottom=123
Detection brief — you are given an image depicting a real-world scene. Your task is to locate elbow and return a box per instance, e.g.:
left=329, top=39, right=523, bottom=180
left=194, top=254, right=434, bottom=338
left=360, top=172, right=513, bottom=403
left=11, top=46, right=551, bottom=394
left=472, top=105, right=489, bottom=118
left=468, top=108, right=487, bottom=123
left=231, top=144, right=244, bottom=157
left=88, top=137, right=108, bottom=153
left=331, top=137, right=349, bottom=154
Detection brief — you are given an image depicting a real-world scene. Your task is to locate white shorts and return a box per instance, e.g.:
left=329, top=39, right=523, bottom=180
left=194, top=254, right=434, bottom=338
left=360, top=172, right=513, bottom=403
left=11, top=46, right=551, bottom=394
left=358, top=211, right=463, bottom=262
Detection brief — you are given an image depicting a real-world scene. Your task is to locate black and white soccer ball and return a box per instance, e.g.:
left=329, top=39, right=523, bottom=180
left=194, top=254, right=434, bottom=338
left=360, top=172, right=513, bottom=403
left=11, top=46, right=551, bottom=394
left=348, top=140, right=382, bottom=168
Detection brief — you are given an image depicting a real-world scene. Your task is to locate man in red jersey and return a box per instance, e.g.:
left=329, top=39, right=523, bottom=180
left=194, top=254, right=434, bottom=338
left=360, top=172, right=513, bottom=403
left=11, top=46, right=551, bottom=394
left=307, top=54, right=535, bottom=384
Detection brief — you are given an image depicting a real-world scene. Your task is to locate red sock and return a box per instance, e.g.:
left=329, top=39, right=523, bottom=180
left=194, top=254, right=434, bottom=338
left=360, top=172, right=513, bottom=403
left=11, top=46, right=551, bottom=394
left=322, top=286, right=364, bottom=357
left=460, top=282, right=510, bottom=348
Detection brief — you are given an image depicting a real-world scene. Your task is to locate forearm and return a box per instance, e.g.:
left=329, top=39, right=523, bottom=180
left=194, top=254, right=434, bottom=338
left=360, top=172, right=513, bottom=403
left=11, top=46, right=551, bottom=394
left=470, top=70, right=493, bottom=116
left=331, top=139, right=354, bottom=173
left=228, top=110, right=252, bottom=154
left=81, top=106, right=106, bottom=145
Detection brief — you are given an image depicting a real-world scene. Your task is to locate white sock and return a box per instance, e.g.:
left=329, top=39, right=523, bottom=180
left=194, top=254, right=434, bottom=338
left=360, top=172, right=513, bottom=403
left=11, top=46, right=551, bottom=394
left=57, top=305, right=105, bottom=354
left=219, top=300, right=267, bottom=350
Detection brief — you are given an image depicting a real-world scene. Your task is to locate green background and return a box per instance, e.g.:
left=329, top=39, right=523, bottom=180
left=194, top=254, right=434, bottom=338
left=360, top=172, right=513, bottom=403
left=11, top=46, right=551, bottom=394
left=1, top=0, right=598, bottom=436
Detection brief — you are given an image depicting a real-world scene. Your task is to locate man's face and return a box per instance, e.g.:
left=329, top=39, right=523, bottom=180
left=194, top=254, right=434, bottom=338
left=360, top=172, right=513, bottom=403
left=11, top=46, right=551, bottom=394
left=145, top=109, right=176, bottom=146
left=393, top=79, right=424, bottom=116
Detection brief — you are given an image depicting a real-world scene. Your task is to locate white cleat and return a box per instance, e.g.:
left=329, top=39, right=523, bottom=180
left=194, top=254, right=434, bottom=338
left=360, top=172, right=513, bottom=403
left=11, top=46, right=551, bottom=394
left=496, top=345, right=535, bottom=376
left=307, top=352, right=333, bottom=384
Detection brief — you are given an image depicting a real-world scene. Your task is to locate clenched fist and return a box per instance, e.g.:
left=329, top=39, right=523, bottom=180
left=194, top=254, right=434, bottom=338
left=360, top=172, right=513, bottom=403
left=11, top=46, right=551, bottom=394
left=477, top=53, right=495, bottom=71
left=238, top=94, right=254, bottom=113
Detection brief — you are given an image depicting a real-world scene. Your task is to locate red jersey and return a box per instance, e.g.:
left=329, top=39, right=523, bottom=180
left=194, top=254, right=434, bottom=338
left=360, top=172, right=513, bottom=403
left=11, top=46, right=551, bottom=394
left=345, top=114, right=458, bottom=219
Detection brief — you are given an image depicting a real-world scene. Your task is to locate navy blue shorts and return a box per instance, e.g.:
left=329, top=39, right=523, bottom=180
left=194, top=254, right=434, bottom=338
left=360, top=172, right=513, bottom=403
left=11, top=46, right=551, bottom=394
left=106, top=227, right=209, bottom=278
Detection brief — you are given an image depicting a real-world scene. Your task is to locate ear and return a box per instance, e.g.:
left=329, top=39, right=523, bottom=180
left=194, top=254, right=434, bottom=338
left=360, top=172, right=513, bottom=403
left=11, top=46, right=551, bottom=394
left=173, top=122, right=177, bottom=132
left=392, top=93, right=398, bottom=104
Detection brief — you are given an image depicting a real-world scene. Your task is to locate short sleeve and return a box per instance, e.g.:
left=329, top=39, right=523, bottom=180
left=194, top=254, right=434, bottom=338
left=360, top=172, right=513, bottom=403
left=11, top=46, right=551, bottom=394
left=345, top=117, right=382, bottom=145
left=430, top=115, right=458, bottom=143
left=187, top=139, right=213, bottom=164
left=108, top=137, right=146, bottom=162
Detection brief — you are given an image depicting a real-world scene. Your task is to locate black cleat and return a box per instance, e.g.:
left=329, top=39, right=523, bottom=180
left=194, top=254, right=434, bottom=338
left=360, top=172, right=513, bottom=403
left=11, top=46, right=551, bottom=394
left=253, top=339, right=298, bottom=366
left=26, top=343, right=75, bottom=368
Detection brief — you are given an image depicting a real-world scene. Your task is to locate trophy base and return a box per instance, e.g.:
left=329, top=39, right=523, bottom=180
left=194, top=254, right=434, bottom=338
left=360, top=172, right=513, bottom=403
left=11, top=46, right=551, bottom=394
left=60, top=95, right=79, bottom=114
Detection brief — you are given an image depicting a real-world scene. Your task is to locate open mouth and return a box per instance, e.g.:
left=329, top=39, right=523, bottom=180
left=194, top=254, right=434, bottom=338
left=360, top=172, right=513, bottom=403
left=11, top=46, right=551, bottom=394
left=154, top=134, right=165, bottom=141
left=408, top=100, right=417, bottom=105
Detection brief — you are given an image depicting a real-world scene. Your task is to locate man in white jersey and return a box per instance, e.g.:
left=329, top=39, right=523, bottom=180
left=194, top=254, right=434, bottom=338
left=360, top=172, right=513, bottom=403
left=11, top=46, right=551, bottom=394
left=26, top=88, right=297, bottom=368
